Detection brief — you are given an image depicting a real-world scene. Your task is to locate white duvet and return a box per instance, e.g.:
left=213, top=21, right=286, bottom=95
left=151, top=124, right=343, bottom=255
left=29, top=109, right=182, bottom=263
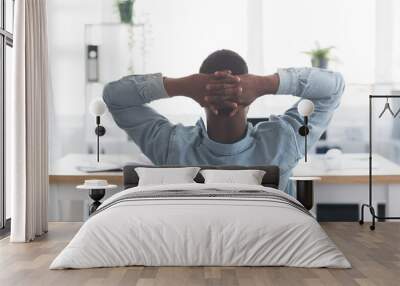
left=50, top=183, right=350, bottom=269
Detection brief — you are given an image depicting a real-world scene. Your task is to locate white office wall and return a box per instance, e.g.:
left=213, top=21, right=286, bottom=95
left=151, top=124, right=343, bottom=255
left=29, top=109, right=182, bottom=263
left=48, top=0, right=102, bottom=117
left=375, top=0, right=400, bottom=86
left=136, top=0, right=247, bottom=77
left=135, top=0, right=247, bottom=120
left=393, top=0, right=400, bottom=85
left=47, top=0, right=248, bottom=157
left=48, top=0, right=247, bottom=118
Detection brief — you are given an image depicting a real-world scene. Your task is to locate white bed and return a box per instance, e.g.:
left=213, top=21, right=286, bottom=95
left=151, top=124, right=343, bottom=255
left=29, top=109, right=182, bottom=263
left=50, top=183, right=350, bottom=269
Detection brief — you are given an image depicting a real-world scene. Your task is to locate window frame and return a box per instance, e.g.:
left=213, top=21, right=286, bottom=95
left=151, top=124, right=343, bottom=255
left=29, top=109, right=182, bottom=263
left=0, top=0, right=13, bottom=234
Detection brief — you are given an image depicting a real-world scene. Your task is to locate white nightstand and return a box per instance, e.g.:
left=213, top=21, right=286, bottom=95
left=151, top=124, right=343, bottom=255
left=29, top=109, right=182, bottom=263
left=77, top=180, right=117, bottom=215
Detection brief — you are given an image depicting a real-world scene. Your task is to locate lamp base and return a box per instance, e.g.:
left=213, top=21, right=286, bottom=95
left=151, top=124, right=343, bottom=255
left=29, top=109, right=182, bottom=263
left=88, top=188, right=105, bottom=215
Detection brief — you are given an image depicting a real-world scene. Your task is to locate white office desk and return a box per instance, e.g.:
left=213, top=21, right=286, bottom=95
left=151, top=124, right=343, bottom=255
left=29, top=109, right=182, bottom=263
left=50, top=153, right=400, bottom=184
left=293, top=153, right=400, bottom=184
left=49, top=153, right=149, bottom=221
left=292, top=153, right=400, bottom=221
left=50, top=153, right=145, bottom=185
left=49, top=153, right=400, bottom=221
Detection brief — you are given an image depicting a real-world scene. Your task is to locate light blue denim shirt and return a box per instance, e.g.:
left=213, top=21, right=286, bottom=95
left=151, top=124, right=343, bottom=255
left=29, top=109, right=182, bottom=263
left=103, top=68, right=344, bottom=195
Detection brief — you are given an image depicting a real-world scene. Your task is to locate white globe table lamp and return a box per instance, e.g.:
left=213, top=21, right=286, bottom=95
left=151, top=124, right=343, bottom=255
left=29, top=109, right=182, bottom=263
left=89, top=98, right=107, bottom=162
left=297, top=99, right=315, bottom=162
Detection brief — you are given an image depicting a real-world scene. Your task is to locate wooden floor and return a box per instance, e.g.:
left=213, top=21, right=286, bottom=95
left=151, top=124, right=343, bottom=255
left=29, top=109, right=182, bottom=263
left=0, top=222, right=399, bottom=286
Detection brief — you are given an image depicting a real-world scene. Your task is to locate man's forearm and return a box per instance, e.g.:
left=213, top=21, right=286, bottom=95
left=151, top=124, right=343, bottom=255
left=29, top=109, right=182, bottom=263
left=256, top=73, right=280, bottom=96
left=163, top=76, right=192, bottom=97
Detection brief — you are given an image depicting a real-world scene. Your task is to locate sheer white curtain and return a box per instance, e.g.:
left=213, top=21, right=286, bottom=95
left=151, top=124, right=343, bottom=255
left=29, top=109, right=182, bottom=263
left=8, top=0, right=49, bottom=242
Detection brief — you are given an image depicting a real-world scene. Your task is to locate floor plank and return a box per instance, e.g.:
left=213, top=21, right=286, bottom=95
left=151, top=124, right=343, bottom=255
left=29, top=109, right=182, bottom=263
left=0, top=222, right=399, bottom=286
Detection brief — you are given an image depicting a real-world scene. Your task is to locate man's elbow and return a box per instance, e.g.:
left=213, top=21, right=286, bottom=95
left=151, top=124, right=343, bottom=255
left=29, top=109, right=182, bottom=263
left=102, top=82, right=114, bottom=109
left=328, top=72, right=345, bottom=110
left=334, top=72, right=345, bottom=97
left=103, top=81, right=126, bottom=110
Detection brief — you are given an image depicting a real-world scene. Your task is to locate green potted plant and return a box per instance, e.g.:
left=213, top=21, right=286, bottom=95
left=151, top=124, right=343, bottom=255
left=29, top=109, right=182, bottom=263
left=303, top=42, right=335, bottom=69
left=116, top=0, right=135, bottom=24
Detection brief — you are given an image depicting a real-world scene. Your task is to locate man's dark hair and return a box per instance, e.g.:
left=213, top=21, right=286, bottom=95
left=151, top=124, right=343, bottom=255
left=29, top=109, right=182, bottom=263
left=199, top=49, right=248, bottom=75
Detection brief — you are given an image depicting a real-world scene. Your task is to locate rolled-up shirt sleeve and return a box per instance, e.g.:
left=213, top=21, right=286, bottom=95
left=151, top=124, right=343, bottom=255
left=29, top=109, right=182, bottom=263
left=103, top=73, right=174, bottom=164
left=275, top=68, right=345, bottom=159
left=103, top=73, right=169, bottom=107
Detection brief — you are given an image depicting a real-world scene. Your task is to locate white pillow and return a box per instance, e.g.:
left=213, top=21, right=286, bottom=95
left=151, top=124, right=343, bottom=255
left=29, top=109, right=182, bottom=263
left=135, top=167, right=200, bottom=186
left=200, top=169, right=266, bottom=185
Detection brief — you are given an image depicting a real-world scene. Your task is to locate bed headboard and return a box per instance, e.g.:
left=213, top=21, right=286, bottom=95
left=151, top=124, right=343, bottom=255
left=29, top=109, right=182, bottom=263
left=123, top=165, right=280, bottom=189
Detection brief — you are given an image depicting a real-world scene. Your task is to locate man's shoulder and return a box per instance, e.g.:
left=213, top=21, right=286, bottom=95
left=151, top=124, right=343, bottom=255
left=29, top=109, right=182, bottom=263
left=172, top=123, right=202, bottom=141
left=252, top=117, right=297, bottom=143
left=252, top=119, right=300, bottom=167
left=252, top=116, right=290, bottom=133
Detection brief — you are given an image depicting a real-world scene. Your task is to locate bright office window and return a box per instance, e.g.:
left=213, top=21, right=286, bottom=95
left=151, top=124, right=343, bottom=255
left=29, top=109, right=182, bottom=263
left=245, top=0, right=377, bottom=133
left=260, top=0, right=375, bottom=85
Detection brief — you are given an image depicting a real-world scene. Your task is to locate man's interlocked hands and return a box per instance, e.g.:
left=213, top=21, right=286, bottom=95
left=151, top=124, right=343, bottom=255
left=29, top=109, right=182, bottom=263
left=164, top=70, right=279, bottom=117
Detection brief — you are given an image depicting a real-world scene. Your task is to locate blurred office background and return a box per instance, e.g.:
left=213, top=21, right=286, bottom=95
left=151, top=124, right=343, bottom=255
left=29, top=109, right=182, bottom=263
left=47, top=0, right=400, bottom=165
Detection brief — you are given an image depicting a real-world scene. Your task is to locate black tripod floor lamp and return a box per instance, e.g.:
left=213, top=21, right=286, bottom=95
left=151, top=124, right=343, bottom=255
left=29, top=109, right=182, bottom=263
left=359, top=95, right=400, bottom=230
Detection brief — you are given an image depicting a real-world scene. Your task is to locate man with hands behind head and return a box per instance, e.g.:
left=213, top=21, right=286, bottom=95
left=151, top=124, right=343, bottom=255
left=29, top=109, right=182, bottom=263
left=103, top=49, right=344, bottom=195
